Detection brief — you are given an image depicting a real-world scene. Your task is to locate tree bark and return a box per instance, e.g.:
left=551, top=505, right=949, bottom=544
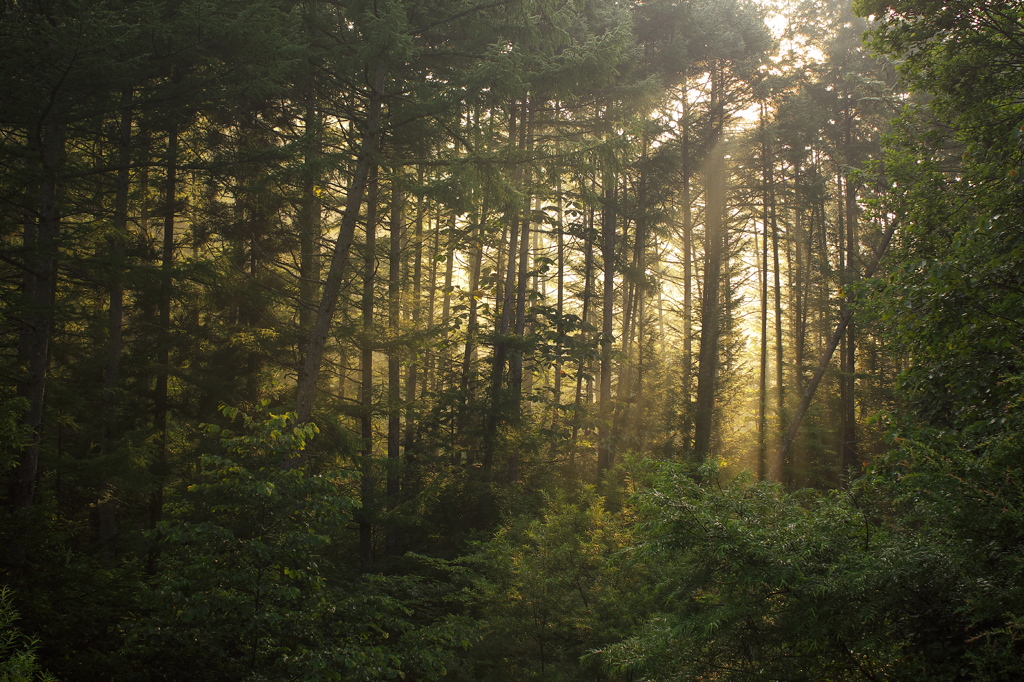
left=359, top=165, right=380, bottom=570
left=404, top=166, right=425, bottom=451
left=679, top=83, right=695, bottom=452
left=841, top=119, right=859, bottom=477
left=597, top=165, right=616, bottom=477
left=295, top=63, right=387, bottom=424
left=386, top=179, right=402, bottom=556
left=757, top=104, right=770, bottom=481
left=510, top=100, right=533, bottom=407
left=104, top=97, right=133, bottom=409
left=770, top=156, right=785, bottom=453
left=298, top=81, right=323, bottom=373
left=553, top=143, right=565, bottom=426
left=151, top=128, right=177, bottom=528
left=692, top=64, right=726, bottom=463
left=570, top=194, right=596, bottom=460
left=10, top=120, right=64, bottom=509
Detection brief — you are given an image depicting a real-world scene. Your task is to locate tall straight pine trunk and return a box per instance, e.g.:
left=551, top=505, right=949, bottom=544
left=679, top=83, right=695, bottom=451
left=10, top=120, right=64, bottom=510
left=151, top=128, right=177, bottom=528
left=693, top=64, right=726, bottom=463
left=358, top=166, right=380, bottom=570
left=386, top=180, right=403, bottom=556
left=597, top=166, right=616, bottom=477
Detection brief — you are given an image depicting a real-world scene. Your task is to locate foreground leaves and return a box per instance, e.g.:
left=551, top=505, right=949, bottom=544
left=604, top=439, right=1024, bottom=680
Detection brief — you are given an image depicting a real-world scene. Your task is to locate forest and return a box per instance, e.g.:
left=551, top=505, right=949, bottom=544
left=1, top=0, right=1023, bottom=679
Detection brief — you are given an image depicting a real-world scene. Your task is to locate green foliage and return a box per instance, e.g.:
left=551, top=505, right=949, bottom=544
left=122, top=408, right=468, bottom=681
left=858, top=0, right=1024, bottom=447
left=464, top=488, right=645, bottom=681
left=605, top=468, right=890, bottom=680
left=121, top=408, right=343, bottom=679
left=0, top=394, right=29, bottom=477
left=0, top=590, right=56, bottom=682
left=605, top=430, right=1024, bottom=680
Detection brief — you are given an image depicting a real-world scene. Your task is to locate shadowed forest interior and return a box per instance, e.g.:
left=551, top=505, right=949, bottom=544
left=3, top=0, right=1024, bottom=679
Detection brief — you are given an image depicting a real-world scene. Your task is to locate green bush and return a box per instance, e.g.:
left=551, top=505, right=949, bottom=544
left=0, top=589, right=56, bottom=682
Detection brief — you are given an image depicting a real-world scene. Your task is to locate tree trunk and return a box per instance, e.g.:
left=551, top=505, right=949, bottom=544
left=404, top=167, right=425, bottom=450
left=437, top=211, right=456, bottom=395
left=510, top=100, right=533, bottom=407
left=770, top=157, right=785, bottom=456
left=570, top=195, right=596, bottom=460
left=424, top=209, right=440, bottom=394
left=295, top=63, right=387, bottom=424
left=10, top=120, right=64, bottom=509
left=597, top=166, right=616, bottom=477
left=841, top=123, right=859, bottom=478
left=386, top=179, right=402, bottom=556
left=679, top=83, right=695, bottom=453
left=457, top=206, right=485, bottom=442
left=693, top=64, right=726, bottom=463
left=553, top=159, right=565, bottom=427
left=104, top=97, right=133, bottom=409
left=358, top=165, right=380, bottom=571
left=757, top=104, right=770, bottom=481
left=298, top=82, right=323, bottom=374
left=151, top=128, right=177, bottom=528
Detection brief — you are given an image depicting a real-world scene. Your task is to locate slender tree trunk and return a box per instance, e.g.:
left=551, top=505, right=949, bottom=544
left=757, top=105, right=770, bottom=481
left=510, top=100, right=533, bottom=409
left=793, top=162, right=806, bottom=399
left=95, top=96, right=133, bottom=542
left=570, top=195, right=596, bottom=460
left=424, top=210, right=439, bottom=394
left=679, top=84, right=695, bottom=453
left=386, top=179, right=403, bottom=556
left=10, top=120, right=64, bottom=509
left=841, top=128, right=859, bottom=478
left=618, top=144, right=648, bottom=426
left=105, top=97, right=132, bottom=408
left=431, top=212, right=457, bottom=398
left=770, top=159, right=785, bottom=452
left=693, top=64, right=726, bottom=463
left=597, top=166, right=616, bottom=477
left=617, top=157, right=648, bottom=445
left=788, top=166, right=806, bottom=482
left=553, top=140, right=565, bottom=428
left=151, top=128, right=177, bottom=528
left=458, top=206, right=485, bottom=440
left=100, top=99, right=133, bottom=548
left=404, top=168, right=425, bottom=450
left=618, top=236, right=635, bottom=413
left=295, top=63, right=387, bottom=424
left=634, top=255, right=648, bottom=448
left=655, top=237, right=667, bottom=358
left=523, top=198, right=542, bottom=403
left=298, top=82, right=323, bottom=372
left=359, top=166, right=379, bottom=571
